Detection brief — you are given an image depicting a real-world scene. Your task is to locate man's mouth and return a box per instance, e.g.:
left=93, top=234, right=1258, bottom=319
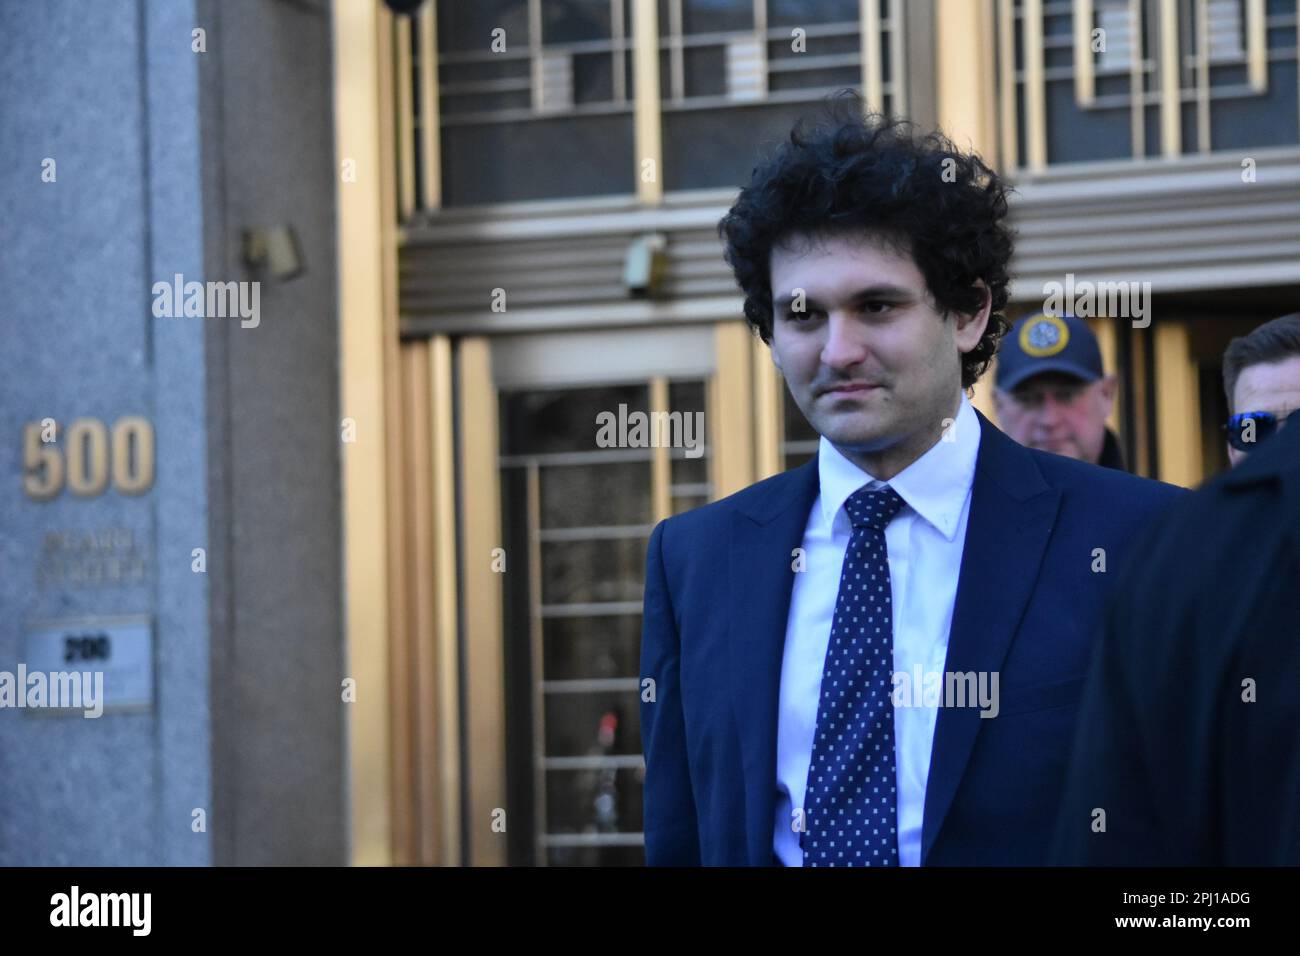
left=820, top=383, right=880, bottom=396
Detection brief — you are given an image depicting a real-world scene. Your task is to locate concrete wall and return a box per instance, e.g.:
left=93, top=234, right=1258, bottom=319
left=0, top=0, right=344, bottom=866
left=198, top=0, right=346, bottom=867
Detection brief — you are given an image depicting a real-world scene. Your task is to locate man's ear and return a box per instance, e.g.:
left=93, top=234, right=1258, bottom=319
left=954, top=281, right=993, bottom=354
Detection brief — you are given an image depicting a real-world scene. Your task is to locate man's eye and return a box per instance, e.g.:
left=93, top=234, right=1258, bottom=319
left=860, top=301, right=891, bottom=314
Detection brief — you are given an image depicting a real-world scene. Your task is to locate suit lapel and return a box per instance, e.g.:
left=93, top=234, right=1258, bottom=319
left=920, top=412, right=1061, bottom=863
left=729, top=456, right=821, bottom=866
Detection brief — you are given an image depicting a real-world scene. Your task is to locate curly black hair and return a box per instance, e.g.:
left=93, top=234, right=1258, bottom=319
left=718, top=90, right=1014, bottom=390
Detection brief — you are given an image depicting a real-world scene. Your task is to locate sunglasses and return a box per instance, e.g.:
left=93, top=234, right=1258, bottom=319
left=1223, top=410, right=1294, bottom=453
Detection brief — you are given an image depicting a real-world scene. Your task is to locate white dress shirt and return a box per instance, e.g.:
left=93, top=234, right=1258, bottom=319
left=773, top=392, right=981, bottom=866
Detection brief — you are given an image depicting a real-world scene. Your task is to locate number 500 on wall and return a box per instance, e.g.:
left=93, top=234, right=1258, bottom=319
left=23, top=417, right=155, bottom=500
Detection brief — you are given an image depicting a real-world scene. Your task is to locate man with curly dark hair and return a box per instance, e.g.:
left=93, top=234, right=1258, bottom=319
left=639, top=93, right=1183, bottom=867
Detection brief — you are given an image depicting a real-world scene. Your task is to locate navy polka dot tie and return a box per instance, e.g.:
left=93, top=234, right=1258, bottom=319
left=802, top=485, right=907, bottom=867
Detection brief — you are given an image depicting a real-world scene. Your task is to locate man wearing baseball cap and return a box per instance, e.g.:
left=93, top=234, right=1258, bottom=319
left=993, top=313, right=1126, bottom=470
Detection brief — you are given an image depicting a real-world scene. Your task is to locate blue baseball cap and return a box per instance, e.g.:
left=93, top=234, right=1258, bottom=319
left=996, top=314, right=1105, bottom=391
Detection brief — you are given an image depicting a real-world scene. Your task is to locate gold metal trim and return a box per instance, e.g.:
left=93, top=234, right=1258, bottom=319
left=1247, top=0, right=1267, bottom=92
left=1159, top=0, right=1181, bottom=157
left=634, top=0, right=664, bottom=203
left=418, top=4, right=441, bottom=210
left=457, top=337, right=508, bottom=866
left=1085, top=317, right=1122, bottom=433
left=752, top=334, right=784, bottom=481
left=862, top=0, right=884, bottom=115
left=888, top=0, right=907, bottom=117
left=998, top=0, right=1018, bottom=170
left=395, top=12, right=415, bottom=218
left=709, top=321, right=755, bottom=499
left=1023, top=0, right=1048, bottom=170
left=429, top=335, right=461, bottom=867
left=401, top=342, right=439, bottom=865
left=334, top=0, right=395, bottom=867
left=937, top=0, right=1001, bottom=165
left=1155, top=322, right=1203, bottom=487
left=525, top=461, right=546, bottom=865
left=650, top=377, right=672, bottom=521
left=1074, top=0, right=1096, bottom=106
left=380, top=6, right=415, bottom=865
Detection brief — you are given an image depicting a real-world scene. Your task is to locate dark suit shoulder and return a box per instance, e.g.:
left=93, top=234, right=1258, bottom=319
left=1027, top=444, right=1182, bottom=497
left=1025, top=445, right=1185, bottom=516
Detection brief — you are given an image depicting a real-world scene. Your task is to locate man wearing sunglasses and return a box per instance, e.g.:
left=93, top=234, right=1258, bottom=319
left=993, top=314, right=1126, bottom=471
left=1222, top=312, right=1300, bottom=467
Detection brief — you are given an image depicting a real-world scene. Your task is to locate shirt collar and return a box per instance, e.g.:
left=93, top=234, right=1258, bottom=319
left=817, top=392, right=981, bottom=541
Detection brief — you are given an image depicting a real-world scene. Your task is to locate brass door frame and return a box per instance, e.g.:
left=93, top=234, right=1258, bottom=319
left=482, top=320, right=761, bottom=863
left=335, top=0, right=398, bottom=867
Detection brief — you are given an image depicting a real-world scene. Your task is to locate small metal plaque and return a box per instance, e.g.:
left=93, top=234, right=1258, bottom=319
left=21, top=615, right=153, bottom=714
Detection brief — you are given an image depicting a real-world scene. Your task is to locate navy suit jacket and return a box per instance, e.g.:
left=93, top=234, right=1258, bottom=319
left=639, top=410, right=1182, bottom=866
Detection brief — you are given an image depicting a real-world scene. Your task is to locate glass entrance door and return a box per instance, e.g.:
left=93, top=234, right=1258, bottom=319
left=497, top=378, right=710, bottom=865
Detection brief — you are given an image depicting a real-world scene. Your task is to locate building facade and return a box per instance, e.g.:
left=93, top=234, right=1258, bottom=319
left=342, top=0, right=1299, bottom=866
left=3, top=0, right=1297, bottom=867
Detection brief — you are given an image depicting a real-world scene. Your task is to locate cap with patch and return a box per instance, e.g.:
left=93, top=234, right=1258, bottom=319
left=996, top=314, right=1104, bottom=391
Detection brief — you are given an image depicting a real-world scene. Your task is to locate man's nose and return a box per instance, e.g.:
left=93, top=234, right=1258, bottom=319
left=820, top=312, right=868, bottom=368
left=1035, top=394, right=1067, bottom=427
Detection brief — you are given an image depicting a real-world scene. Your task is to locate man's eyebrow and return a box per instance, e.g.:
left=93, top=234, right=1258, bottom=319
left=773, top=284, right=915, bottom=310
